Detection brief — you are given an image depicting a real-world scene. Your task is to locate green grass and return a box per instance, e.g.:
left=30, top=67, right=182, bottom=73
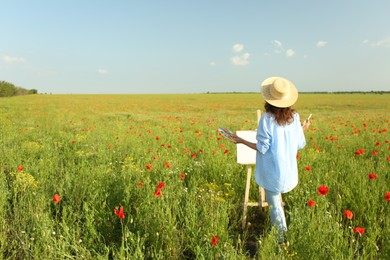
left=0, top=93, right=389, bottom=259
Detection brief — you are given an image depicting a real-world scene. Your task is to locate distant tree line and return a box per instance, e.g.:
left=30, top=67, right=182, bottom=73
left=302, top=91, right=389, bottom=94
left=0, top=81, right=38, bottom=97
left=206, top=91, right=389, bottom=94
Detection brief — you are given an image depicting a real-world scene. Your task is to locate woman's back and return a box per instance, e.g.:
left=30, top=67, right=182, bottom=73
left=254, top=112, right=306, bottom=193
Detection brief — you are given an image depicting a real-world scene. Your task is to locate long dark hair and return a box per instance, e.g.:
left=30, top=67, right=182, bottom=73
left=264, top=102, right=295, bottom=126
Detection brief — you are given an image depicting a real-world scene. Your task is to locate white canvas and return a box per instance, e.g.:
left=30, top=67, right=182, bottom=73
left=236, top=130, right=257, bottom=165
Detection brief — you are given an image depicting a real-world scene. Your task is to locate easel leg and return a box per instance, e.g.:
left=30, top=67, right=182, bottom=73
left=260, top=187, right=267, bottom=207
left=260, top=187, right=284, bottom=208
left=242, top=166, right=252, bottom=229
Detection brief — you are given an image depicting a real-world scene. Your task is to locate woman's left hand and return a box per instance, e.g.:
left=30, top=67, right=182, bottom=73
left=302, top=119, right=311, bottom=131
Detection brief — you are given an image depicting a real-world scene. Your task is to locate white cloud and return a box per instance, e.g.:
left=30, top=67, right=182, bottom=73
left=316, top=40, right=328, bottom=47
left=231, top=52, right=250, bottom=65
left=365, top=36, right=390, bottom=47
left=2, top=55, right=26, bottom=64
left=286, top=49, right=295, bottom=57
left=232, top=44, right=244, bottom=52
left=273, top=40, right=282, bottom=47
left=231, top=43, right=249, bottom=65
left=242, top=53, right=250, bottom=59
left=273, top=40, right=284, bottom=53
left=209, top=61, right=216, bottom=66
left=98, top=69, right=108, bottom=75
left=271, top=41, right=295, bottom=57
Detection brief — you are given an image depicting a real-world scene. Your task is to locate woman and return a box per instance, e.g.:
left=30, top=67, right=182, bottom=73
left=231, top=77, right=310, bottom=245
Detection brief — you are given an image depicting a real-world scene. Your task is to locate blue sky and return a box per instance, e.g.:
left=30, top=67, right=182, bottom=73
left=1, top=0, right=389, bottom=94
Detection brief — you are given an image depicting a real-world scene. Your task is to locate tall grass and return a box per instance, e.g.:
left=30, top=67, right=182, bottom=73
left=0, top=93, right=389, bottom=259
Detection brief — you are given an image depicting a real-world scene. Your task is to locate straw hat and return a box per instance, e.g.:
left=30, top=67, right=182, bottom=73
left=260, top=77, right=298, bottom=108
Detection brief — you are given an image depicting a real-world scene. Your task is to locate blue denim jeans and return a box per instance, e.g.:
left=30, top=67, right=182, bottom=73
left=265, top=189, right=287, bottom=242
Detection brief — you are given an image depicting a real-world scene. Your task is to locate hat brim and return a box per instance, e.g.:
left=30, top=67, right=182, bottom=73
left=260, top=77, right=298, bottom=108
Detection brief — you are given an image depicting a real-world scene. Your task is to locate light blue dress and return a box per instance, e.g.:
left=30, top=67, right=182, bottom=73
left=255, top=112, right=306, bottom=193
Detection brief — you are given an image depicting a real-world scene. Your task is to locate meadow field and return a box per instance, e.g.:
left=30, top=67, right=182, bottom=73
left=0, top=93, right=389, bottom=259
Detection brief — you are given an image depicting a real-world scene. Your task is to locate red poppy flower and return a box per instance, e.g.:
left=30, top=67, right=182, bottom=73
left=191, top=153, right=196, bottom=158
left=137, top=182, right=144, bottom=187
left=368, top=173, right=377, bottom=179
left=146, top=164, right=153, bottom=170
left=305, top=166, right=312, bottom=171
left=211, top=235, right=218, bottom=246
left=180, top=173, right=186, bottom=180
left=156, top=136, right=160, bottom=140
left=375, top=141, right=380, bottom=146
left=384, top=192, right=390, bottom=202
left=17, top=165, right=24, bottom=172
left=296, top=154, right=301, bottom=159
left=224, top=149, right=230, bottom=154
left=53, top=194, right=61, bottom=203
left=387, top=156, right=390, bottom=162
left=307, top=199, right=316, bottom=207
left=353, top=227, right=365, bottom=235
left=318, top=185, right=329, bottom=196
left=114, top=206, right=125, bottom=219
left=154, top=188, right=162, bottom=198
left=157, top=182, right=165, bottom=189
left=164, top=161, right=171, bottom=168
left=343, top=210, right=353, bottom=220
left=354, top=148, right=365, bottom=155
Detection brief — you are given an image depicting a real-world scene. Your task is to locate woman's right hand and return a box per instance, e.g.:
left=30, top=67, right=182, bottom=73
left=230, top=134, right=241, bottom=144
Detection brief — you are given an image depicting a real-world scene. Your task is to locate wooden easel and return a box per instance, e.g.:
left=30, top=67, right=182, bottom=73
left=240, top=110, right=283, bottom=229
left=241, top=165, right=269, bottom=229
